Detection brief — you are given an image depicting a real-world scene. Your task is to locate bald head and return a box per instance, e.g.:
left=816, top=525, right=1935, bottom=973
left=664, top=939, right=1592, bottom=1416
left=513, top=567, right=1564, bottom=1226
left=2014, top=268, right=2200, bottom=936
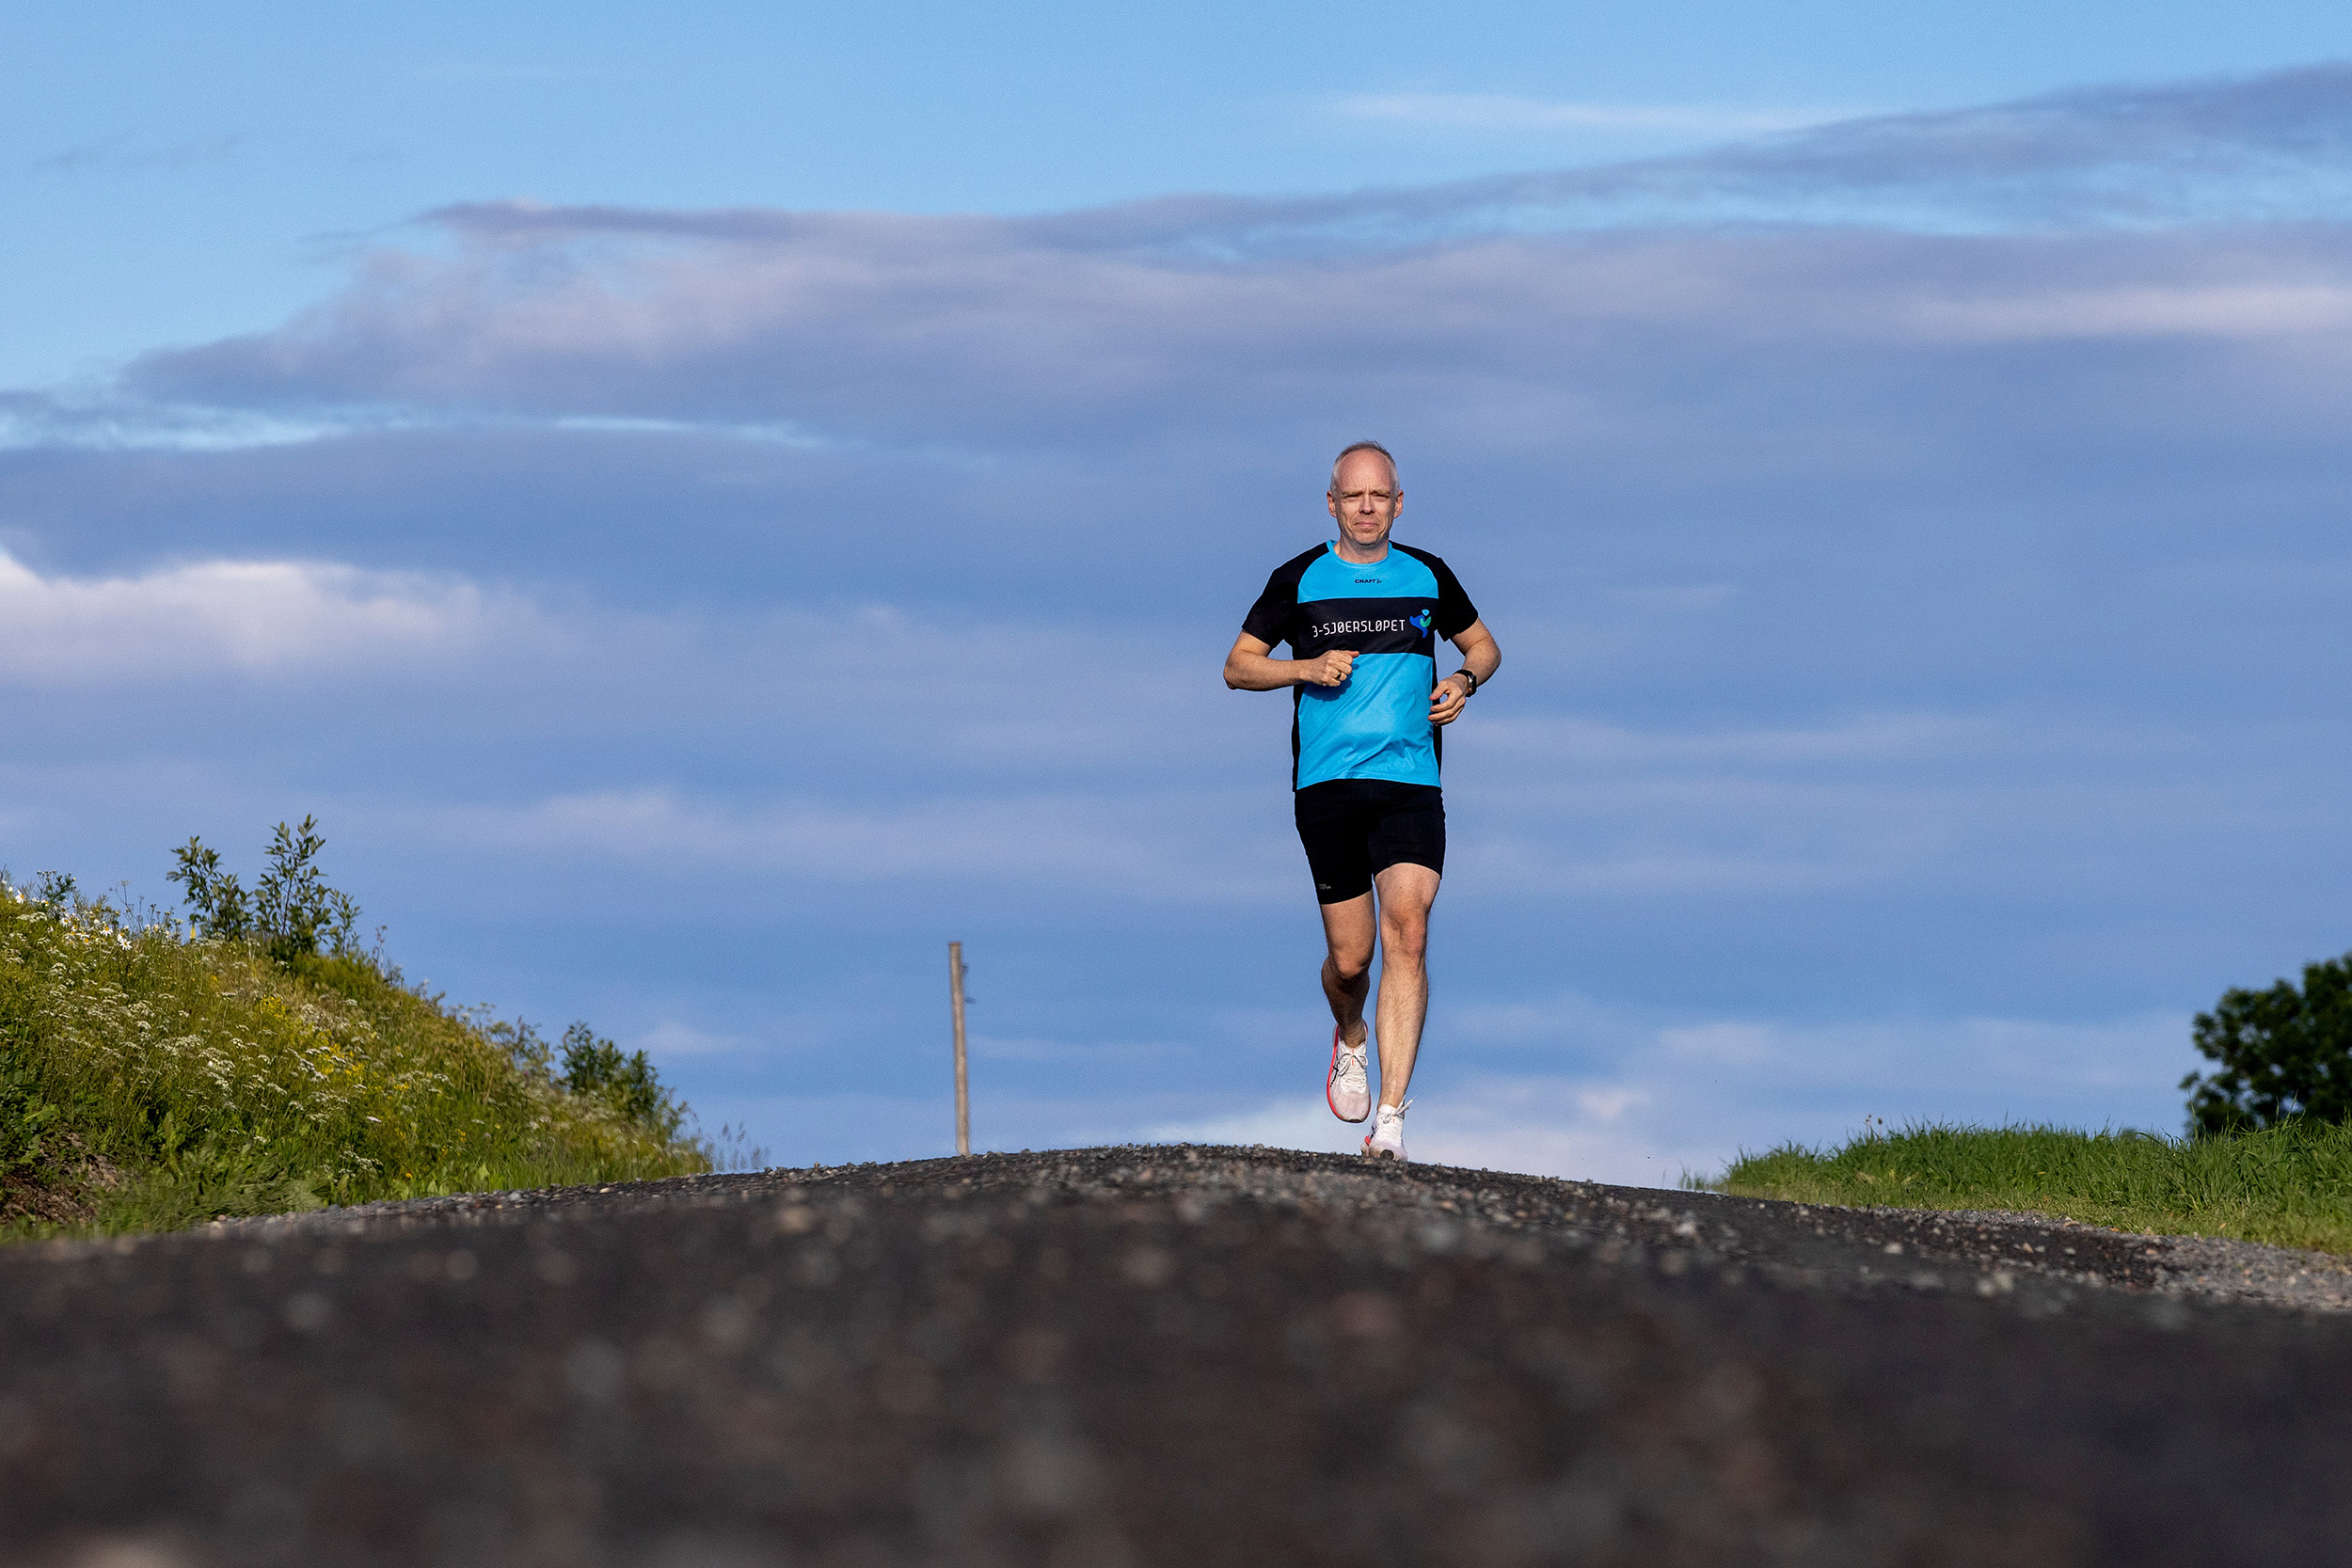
left=1327, top=440, right=1399, bottom=496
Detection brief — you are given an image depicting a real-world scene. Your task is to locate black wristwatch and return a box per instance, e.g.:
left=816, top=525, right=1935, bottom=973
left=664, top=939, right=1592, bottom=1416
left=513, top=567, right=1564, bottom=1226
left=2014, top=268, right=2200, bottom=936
left=1454, top=669, right=1479, bottom=696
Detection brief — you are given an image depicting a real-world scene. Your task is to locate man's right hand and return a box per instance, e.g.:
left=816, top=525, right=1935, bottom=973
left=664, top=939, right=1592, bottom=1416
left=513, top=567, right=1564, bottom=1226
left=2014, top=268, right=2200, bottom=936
left=1299, top=650, right=1357, bottom=688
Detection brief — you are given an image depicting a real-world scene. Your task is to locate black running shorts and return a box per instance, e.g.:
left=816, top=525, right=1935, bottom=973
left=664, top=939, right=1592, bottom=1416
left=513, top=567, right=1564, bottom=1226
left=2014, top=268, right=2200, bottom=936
left=1294, top=779, right=1446, bottom=904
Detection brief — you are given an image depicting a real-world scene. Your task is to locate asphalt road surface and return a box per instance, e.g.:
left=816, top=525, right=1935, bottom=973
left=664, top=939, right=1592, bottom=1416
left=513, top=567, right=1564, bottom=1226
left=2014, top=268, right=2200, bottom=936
left=6, top=1145, right=2352, bottom=1567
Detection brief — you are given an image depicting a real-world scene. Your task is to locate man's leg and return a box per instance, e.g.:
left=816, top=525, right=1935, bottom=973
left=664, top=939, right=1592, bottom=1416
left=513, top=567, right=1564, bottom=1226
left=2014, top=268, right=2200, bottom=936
left=1317, top=894, right=1375, bottom=1050
left=1369, top=862, right=1440, bottom=1108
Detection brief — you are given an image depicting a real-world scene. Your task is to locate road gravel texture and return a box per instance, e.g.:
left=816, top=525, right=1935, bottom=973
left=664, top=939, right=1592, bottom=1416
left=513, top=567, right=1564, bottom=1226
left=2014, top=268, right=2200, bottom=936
left=6, top=1145, right=2352, bottom=1567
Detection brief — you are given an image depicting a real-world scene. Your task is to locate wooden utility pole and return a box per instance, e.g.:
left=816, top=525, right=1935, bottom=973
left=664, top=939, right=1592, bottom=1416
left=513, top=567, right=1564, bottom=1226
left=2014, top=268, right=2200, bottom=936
left=947, top=941, right=970, bottom=1156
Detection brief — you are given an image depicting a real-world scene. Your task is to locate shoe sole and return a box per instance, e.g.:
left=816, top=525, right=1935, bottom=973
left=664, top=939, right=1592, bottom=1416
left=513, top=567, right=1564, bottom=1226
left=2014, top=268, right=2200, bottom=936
left=1326, top=1025, right=1370, bottom=1124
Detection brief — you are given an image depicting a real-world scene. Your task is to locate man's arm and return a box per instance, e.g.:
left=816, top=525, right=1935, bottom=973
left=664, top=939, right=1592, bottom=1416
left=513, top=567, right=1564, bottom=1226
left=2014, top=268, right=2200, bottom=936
left=1225, top=630, right=1356, bottom=691
left=1429, top=618, right=1500, bottom=725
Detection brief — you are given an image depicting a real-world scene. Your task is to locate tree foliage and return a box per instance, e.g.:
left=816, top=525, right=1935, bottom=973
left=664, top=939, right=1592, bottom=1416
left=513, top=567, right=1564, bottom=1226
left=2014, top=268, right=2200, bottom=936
left=560, top=1022, right=687, bottom=1141
left=2183, top=953, right=2352, bottom=1134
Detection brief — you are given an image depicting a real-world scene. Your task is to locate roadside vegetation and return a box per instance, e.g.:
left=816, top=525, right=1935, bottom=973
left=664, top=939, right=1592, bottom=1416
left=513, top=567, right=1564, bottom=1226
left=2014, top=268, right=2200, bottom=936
left=1711, top=1118, right=2352, bottom=1255
left=0, top=819, right=717, bottom=1239
left=1712, top=951, right=2352, bottom=1254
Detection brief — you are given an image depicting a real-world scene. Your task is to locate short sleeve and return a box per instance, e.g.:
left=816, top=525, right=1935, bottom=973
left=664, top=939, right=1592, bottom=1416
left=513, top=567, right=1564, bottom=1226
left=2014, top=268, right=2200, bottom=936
left=1241, top=555, right=1312, bottom=648
left=1431, top=556, right=1479, bottom=640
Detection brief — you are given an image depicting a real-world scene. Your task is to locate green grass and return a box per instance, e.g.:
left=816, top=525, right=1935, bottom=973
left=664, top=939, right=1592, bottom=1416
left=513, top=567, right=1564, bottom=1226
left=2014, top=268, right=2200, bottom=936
left=1709, top=1119, right=2352, bottom=1255
left=0, top=882, right=710, bottom=1238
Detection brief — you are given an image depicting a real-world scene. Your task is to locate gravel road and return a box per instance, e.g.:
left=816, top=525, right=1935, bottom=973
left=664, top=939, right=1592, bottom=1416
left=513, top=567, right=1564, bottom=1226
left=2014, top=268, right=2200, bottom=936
left=6, top=1145, right=2352, bottom=1567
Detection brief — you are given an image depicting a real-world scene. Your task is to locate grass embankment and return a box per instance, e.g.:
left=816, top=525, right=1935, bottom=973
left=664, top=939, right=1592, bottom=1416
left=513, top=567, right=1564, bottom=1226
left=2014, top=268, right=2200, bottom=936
left=0, top=884, right=709, bottom=1238
left=1715, top=1120, right=2352, bottom=1255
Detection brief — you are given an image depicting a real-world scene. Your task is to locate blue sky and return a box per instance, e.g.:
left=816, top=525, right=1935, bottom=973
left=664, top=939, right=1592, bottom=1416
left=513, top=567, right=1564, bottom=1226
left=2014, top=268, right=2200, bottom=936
left=8, top=3, right=2352, bottom=1181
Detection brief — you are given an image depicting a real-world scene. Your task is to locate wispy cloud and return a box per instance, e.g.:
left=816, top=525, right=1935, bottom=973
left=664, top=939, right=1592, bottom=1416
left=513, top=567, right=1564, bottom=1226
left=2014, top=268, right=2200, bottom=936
left=1329, top=92, right=1840, bottom=137
left=0, top=392, right=351, bottom=452
left=22, top=61, right=2352, bottom=455
left=29, top=133, right=246, bottom=179
left=358, top=62, right=2352, bottom=262
left=629, top=1020, right=750, bottom=1057
left=1295, top=61, right=2352, bottom=245
left=111, top=210, right=2352, bottom=455
left=0, top=550, right=521, bottom=681
left=1897, top=280, right=2352, bottom=341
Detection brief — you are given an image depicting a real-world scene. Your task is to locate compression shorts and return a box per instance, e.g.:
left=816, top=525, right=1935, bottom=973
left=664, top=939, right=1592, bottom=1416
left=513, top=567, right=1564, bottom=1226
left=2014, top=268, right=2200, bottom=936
left=1294, top=778, right=1446, bottom=904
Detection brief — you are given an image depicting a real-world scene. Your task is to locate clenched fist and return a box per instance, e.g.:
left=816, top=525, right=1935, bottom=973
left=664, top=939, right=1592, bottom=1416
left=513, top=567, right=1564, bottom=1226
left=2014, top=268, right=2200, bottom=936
left=1298, top=650, right=1358, bottom=688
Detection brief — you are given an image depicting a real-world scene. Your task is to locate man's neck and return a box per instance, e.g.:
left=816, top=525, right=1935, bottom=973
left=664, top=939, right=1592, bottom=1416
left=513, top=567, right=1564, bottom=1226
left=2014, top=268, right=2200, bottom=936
left=1332, top=535, right=1391, bottom=565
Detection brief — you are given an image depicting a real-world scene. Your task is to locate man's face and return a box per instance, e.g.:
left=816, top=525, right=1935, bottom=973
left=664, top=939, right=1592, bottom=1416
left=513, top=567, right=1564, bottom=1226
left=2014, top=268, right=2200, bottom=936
left=1326, top=451, right=1402, bottom=550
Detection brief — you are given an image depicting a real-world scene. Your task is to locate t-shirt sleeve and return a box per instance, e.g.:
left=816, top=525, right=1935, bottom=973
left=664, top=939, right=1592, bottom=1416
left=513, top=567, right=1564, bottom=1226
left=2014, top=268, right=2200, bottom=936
left=1240, top=567, right=1297, bottom=648
left=1431, top=557, right=1480, bottom=640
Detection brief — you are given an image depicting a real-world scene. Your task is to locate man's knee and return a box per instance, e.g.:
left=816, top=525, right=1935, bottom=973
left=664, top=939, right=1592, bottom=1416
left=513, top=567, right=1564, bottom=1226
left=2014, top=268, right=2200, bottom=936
left=1327, top=946, right=1373, bottom=987
left=1379, top=911, right=1428, bottom=967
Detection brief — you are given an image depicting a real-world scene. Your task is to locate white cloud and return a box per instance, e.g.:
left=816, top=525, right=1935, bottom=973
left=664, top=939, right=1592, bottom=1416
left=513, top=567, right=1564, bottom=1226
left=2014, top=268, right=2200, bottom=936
left=0, top=399, right=353, bottom=452
left=1413, top=1077, right=1697, bottom=1183
left=1328, top=92, right=1840, bottom=137
left=1146, top=1097, right=1363, bottom=1158
left=1145, top=1002, right=2195, bottom=1186
left=0, top=548, right=521, bottom=681
left=0, top=397, right=832, bottom=455
left=630, top=1020, right=747, bottom=1057
left=517, top=1004, right=2202, bottom=1180
left=1144, top=1077, right=1708, bottom=1186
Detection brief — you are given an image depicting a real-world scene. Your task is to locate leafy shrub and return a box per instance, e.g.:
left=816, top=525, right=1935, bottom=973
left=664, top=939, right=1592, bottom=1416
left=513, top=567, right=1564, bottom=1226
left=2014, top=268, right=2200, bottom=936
left=169, top=816, right=360, bottom=963
left=2182, top=953, right=2352, bottom=1134
left=560, top=1022, right=688, bottom=1141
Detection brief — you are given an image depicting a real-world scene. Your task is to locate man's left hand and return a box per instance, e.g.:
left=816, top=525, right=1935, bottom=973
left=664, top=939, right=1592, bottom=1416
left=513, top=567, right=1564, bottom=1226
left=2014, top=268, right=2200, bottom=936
left=1429, top=674, right=1472, bottom=725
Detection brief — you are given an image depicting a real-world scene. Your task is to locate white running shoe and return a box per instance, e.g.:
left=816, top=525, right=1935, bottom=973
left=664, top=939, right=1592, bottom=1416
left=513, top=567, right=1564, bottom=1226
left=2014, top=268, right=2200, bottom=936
left=1362, top=1100, right=1410, bottom=1162
left=1326, top=1026, right=1371, bottom=1123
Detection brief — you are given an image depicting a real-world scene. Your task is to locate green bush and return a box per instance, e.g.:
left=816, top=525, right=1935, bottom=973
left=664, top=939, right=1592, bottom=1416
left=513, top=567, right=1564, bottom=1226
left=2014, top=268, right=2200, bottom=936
left=0, top=826, right=712, bottom=1237
left=168, top=815, right=360, bottom=964
left=2182, top=952, right=2352, bottom=1134
left=560, top=1021, right=689, bottom=1141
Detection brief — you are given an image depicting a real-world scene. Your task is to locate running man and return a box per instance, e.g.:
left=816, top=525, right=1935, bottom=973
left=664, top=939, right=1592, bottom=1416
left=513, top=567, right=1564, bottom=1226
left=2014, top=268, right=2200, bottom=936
left=1222, top=441, right=1501, bottom=1162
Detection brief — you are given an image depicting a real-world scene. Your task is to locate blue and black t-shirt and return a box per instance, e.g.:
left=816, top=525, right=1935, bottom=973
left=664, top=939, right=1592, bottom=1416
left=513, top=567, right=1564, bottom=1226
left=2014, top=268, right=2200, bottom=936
left=1242, top=542, right=1480, bottom=791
